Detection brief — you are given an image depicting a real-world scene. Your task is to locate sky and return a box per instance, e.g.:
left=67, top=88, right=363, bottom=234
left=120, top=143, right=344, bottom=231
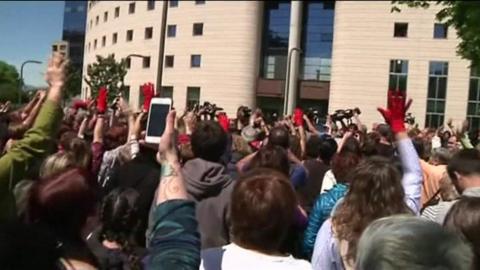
left=0, top=1, right=64, bottom=87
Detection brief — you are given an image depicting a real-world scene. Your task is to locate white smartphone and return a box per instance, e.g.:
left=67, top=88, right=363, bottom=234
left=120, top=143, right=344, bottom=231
left=145, top=98, right=172, bottom=144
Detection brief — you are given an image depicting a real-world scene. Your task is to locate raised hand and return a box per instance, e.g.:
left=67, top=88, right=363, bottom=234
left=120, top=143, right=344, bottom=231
left=157, top=110, right=179, bottom=164
left=142, top=83, right=155, bottom=112
left=45, top=52, right=67, bottom=88
left=377, top=90, right=412, bottom=134
left=96, top=86, right=108, bottom=114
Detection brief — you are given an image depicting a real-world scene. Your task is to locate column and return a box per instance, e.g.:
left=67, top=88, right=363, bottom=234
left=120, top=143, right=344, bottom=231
left=286, top=0, right=303, bottom=115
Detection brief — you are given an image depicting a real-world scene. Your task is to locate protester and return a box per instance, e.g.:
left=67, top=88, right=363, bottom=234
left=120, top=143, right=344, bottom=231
left=356, top=215, right=473, bottom=270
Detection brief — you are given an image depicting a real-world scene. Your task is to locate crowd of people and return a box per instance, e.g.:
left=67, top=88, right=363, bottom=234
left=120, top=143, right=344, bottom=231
left=0, top=52, right=480, bottom=270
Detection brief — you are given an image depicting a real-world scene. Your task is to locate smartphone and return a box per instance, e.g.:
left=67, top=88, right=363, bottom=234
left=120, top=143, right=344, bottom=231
left=145, top=98, right=172, bottom=144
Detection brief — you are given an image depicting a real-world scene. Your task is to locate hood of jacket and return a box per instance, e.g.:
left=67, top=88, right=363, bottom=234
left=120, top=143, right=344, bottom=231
left=182, top=158, right=233, bottom=200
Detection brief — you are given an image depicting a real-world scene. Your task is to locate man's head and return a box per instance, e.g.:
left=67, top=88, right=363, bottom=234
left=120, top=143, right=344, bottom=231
left=230, top=168, right=297, bottom=254
left=429, top=147, right=452, bottom=165
left=377, top=124, right=392, bottom=142
left=191, top=120, right=227, bottom=162
left=356, top=215, right=473, bottom=270
left=447, top=149, right=480, bottom=193
left=268, top=126, right=289, bottom=149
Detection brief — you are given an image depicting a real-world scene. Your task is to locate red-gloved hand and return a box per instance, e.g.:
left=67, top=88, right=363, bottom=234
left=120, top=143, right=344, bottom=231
left=142, top=83, right=155, bottom=112
left=293, top=108, right=304, bottom=127
left=97, top=86, right=108, bottom=114
left=377, top=90, right=412, bottom=134
left=72, top=99, right=88, bottom=110
left=217, top=113, right=229, bottom=133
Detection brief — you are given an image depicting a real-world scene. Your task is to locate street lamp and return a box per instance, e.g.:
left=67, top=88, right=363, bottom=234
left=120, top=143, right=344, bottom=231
left=19, top=60, right=42, bottom=105
left=283, top=47, right=302, bottom=115
left=122, top=53, right=148, bottom=89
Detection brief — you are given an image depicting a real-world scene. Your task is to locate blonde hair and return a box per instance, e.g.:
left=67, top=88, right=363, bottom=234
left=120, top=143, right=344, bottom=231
left=40, top=152, right=76, bottom=179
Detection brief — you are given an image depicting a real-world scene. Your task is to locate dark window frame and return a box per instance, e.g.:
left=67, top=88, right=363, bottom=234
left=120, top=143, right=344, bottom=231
left=143, top=56, right=151, bottom=68
left=112, top=32, right=118, bottom=44
left=191, top=54, right=201, bottom=68
left=145, top=27, right=153, bottom=39
left=425, top=61, right=449, bottom=128
left=193, top=23, right=204, bottom=36
left=433, top=23, right=448, bottom=39
left=165, top=55, right=175, bottom=68
left=129, top=2, right=136, bottom=14
left=169, top=0, right=178, bottom=7
left=167, top=24, right=176, bottom=37
left=115, top=7, right=120, bottom=18
left=147, top=0, right=155, bottom=10
left=126, top=29, right=134, bottom=41
left=394, top=22, right=408, bottom=38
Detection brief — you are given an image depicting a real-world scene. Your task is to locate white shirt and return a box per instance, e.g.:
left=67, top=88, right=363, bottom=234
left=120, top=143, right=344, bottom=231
left=200, top=243, right=311, bottom=270
left=320, top=169, right=337, bottom=193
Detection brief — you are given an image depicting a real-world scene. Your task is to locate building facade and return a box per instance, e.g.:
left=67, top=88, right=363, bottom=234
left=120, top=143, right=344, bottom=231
left=63, top=1, right=87, bottom=70
left=82, top=1, right=478, bottom=129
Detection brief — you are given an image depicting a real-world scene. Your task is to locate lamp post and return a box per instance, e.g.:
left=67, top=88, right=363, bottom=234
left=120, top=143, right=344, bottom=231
left=19, top=60, right=42, bottom=105
left=122, top=53, right=148, bottom=91
left=283, top=47, right=302, bottom=115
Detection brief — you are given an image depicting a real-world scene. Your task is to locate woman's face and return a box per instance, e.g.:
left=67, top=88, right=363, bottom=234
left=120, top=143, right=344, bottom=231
left=447, top=136, right=458, bottom=151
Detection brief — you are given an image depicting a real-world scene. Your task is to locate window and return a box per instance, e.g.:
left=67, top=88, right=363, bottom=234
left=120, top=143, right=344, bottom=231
left=195, top=0, right=205, bottom=4
left=388, top=60, right=408, bottom=92
left=115, top=7, right=120, bottom=18
left=102, top=36, right=106, bottom=47
left=104, top=11, right=108, bottom=22
left=145, top=27, right=153, bottom=39
left=467, top=66, right=480, bottom=131
left=434, top=23, right=448, bottom=39
left=143, top=57, right=151, bottom=68
left=165, top=55, right=174, bottom=68
left=161, top=86, right=173, bottom=98
left=193, top=23, right=203, bottom=36
left=126, top=30, right=133, bottom=41
left=123, top=85, right=130, bottom=102
left=129, top=2, right=135, bottom=14
left=95, top=15, right=99, bottom=25
left=425, top=61, right=449, bottom=128
left=394, top=22, right=408, bottom=37
left=147, top=0, right=155, bottom=10
left=88, top=42, right=91, bottom=52
left=94, top=39, right=97, bottom=49
left=191, top=55, right=201, bottom=67
left=167, top=25, right=176, bottom=37
left=186, top=87, right=200, bottom=110
left=112, top=32, right=118, bottom=44
left=170, top=0, right=178, bottom=7
left=125, top=58, right=131, bottom=69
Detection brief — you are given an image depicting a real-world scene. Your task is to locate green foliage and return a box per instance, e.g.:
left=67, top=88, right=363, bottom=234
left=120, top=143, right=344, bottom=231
left=0, top=61, right=23, bottom=103
left=391, top=1, right=480, bottom=66
left=83, top=54, right=127, bottom=101
left=64, top=63, right=82, bottom=102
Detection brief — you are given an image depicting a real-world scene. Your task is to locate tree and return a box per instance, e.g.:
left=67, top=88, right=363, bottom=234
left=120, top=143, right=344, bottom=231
left=0, top=61, right=26, bottom=103
left=83, top=54, right=127, bottom=101
left=63, top=63, right=82, bottom=103
left=392, top=1, right=480, bottom=66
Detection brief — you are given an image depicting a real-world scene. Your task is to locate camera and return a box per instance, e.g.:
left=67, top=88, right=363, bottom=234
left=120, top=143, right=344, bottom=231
left=405, top=113, right=415, bottom=125
left=330, top=107, right=361, bottom=122
left=198, top=101, right=223, bottom=118
left=305, top=107, right=321, bottom=125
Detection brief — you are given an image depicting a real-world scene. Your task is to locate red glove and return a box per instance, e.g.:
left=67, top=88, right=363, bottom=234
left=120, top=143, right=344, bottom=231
left=293, top=108, right=304, bottom=127
left=97, top=86, right=108, bottom=114
left=217, top=113, right=229, bottom=133
left=142, top=83, right=155, bottom=112
left=377, top=90, right=412, bottom=134
left=72, top=100, right=88, bottom=110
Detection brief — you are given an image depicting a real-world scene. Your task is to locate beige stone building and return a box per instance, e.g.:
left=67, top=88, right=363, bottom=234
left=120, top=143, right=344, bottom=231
left=82, top=1, right=480, bottom=129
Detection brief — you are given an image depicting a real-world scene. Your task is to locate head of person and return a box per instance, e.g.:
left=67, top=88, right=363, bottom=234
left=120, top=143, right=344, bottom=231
left=447, top=135, right=459, bottom=152
left=439, top=173, right=460, bottom=201
left=447, top=149, right=480, bottom=193
left=99, top=188, right=142, bottom=269
left=230, top=168, right=297, bottom=255
left=318, top=136, right=338, bottom=165
left=268, top=126, right=289, bottom=149
left=356, top=215, right=473, bottom=270
left=377, top=124, right=392, bottom=142
left=331, top=137, right=362, bottom=184
left=333, top=156, right=411, bottom=261
left=305, top=135, right=322, bottom=160
left=444, top=196, right=480, bottom=268
left=429, top=147, right=452, bottom=165
left=27, top=168, right=98, bottom=238
left=191, top=120, right=227, bottom=162
left=62, top=137, right=92, bottom=170
left=104, top=125, right=128, bottom=151
left=39, top=152, right=76, bottom=179
left=249, top=145, right=289, bottom=176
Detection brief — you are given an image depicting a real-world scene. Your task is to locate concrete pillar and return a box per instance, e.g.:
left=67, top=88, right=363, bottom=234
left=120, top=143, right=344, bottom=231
left=286, top=0, right=303, bottom=115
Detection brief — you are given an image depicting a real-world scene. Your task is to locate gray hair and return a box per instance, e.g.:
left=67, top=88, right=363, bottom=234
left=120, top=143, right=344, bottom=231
left=430, top=147, right=452, bottom=165
left=356, top=215, right=473, bottom=270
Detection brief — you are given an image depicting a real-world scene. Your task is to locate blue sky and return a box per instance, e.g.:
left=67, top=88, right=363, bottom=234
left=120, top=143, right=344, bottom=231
left=0, top=1, right=64, bottom=87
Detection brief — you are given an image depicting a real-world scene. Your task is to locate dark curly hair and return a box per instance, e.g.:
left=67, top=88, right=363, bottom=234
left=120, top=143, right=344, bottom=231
left=332, top=156, right=412, bottom=263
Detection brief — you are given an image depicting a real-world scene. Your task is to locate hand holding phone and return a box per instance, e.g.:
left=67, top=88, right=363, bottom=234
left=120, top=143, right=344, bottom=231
left=145, top=98, right=172, bottom=144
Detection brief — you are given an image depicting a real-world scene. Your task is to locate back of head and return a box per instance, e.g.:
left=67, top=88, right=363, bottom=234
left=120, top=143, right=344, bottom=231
left=231, top=168, right=297, bottom=254
left=377, top=124, right=392, bottom=140
left=306, top=135, right=322, bottom=159
left=430, top=147, right=452, bottom=165
left=249, top=145, right=289, bottom=176
left=27, top=168, right=98, bottom=236
left=0, top=221, right=61, bottom=270
left=40, top=152, right=76, bottom=179
left=331, top=137, right=362, bottom=184
left=268, top=126, right=289, bottom=149
left=357, top=215, right=473, bottom=270
left=319, top=136, right=338, bottom=165
left=191, top=120, right=227, bottom=162
left=444, top=196, right=480, bottom=268
left=447, top=149, right=480, bottom=192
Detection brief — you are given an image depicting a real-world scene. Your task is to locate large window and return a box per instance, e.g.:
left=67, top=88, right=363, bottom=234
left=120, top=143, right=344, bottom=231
left=147, top=0, right=155, bottom=10
left=129, top=2, right=135, bottom=14
left=388, top=60, right=408, bottom=92
left=186, top=87, right=200, bottom=110
left=467, top=66, right=480, bottom=130
left=161, top=86, right=173, bottom=99
left=261, top=1, right=291, bottom=79
left=143, top=57, right=151, bottom=68
left=193, top=23, right=204, bottom=36
left=425, top=61, right=449, bottom=128
left=434, top=23, right=448, bottom=39
left=115, top=7, right=120, bottom=18
left=165, top=55, right=174, bottom=68
left=394, top=22, right=408, bottom=37
left=145, top=27, right=153, bottom=39
left=300, top=1, right=335, bottom=81
left=167, top=25, right=176, bottom=37
left=191, top=55, right=201, bottom=67
left=170, top=0, right=178, bottom=7
left=126, top=30, right=133, bottom=41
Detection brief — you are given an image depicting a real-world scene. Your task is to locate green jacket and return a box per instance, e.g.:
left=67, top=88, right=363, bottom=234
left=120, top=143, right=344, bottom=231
left=0, top=100, right=63, bottom=222
left=147, top=199, right=201, bottom=270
